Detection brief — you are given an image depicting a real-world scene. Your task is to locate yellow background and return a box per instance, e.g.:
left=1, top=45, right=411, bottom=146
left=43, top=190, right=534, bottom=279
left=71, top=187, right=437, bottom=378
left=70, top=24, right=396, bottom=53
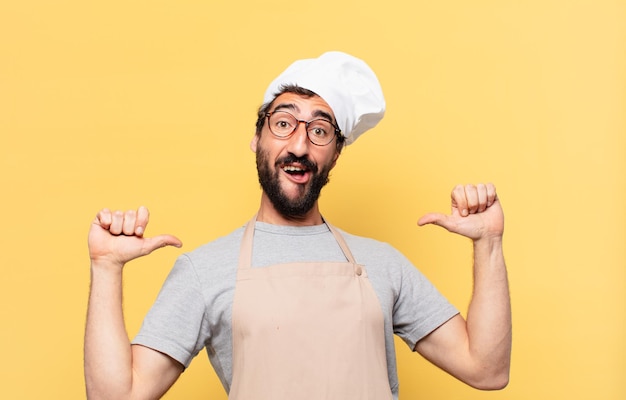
left=1, top=0, right=624, bottom=399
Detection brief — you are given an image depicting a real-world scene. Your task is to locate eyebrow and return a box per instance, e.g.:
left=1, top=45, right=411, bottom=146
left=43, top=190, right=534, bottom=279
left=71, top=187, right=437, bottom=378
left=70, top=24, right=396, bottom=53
left=271, top=103, right=336, bottom=124
left=312, top=110, right=335, bottom=123
left=272, top=103, right=299, bottom=113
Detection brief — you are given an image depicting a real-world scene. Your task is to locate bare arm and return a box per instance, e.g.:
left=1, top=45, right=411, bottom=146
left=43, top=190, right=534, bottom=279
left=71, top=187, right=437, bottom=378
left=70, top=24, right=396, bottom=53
left=415, top=184, right=511, bottom=390
left=84, top=207, right=184, bottom=399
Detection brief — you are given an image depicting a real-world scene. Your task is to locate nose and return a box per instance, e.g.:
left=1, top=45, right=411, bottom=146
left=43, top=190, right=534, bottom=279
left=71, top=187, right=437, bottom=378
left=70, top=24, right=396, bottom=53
left=285, top=121, right=310, bottom=156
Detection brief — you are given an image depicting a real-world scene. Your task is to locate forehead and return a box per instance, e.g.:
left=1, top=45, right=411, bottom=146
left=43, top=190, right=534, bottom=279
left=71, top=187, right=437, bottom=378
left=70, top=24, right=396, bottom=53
left=270, top=92, right=336, bottom=120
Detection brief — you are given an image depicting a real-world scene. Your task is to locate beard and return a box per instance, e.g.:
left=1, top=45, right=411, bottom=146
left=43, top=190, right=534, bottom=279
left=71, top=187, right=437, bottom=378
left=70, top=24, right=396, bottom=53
left=256, top=147, right=332, bottom=219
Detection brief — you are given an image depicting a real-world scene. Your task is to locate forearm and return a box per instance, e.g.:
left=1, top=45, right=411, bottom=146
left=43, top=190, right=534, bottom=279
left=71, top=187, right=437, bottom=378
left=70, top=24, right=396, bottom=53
left=84, top=262, right=134, bottom=399
left=465, top=236, right=511, bottom=387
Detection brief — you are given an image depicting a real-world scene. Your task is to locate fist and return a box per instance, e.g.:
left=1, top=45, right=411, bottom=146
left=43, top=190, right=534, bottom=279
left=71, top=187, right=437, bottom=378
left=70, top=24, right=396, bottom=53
left=418, top=183, right=504, bottom=241
left=88, top=206, right=182, bottom=269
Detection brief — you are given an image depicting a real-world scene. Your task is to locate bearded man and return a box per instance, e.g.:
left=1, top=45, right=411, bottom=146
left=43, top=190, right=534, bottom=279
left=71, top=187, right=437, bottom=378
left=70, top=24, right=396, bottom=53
left=84, top=51, right=511, bottom=400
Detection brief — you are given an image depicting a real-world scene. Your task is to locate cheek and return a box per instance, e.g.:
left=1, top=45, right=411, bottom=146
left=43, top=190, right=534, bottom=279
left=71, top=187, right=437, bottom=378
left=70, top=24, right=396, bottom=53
left=324, top=151, right=340, bottom=170
left=255, top=138, right=284, bottom=167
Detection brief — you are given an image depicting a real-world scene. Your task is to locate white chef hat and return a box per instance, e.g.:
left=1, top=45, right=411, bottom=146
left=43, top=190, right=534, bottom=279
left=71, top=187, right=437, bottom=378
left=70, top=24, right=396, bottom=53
left=263, top=51, right=385, bottom=145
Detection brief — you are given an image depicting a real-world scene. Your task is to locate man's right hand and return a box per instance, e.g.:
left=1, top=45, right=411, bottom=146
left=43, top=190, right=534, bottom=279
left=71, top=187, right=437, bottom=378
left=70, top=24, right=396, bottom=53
left=88, top=206, right=182, bottom=269
left=85, top=206, right=184, bottom=399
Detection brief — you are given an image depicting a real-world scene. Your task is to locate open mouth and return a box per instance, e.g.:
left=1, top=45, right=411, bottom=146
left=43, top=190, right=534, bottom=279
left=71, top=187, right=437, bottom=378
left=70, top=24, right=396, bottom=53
left=276, top=155, right=316, bottom=183
left=282, top=165, right=308, bottom=176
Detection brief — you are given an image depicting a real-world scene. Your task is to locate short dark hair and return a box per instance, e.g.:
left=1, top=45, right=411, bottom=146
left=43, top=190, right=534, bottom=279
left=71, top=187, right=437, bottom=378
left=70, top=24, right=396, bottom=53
left=255, top=84, right=345, bottom=153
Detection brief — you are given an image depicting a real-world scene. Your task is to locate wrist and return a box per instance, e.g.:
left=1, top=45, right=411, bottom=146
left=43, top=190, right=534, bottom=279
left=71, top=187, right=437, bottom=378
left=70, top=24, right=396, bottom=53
left=473, top=234, right=504, bottom=255
left=90, top=258, right=125, bottom=274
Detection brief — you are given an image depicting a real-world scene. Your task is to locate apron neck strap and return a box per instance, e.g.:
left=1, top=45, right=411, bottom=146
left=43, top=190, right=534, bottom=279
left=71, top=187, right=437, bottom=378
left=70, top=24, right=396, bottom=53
left=237, top=214, right=357, bottom=270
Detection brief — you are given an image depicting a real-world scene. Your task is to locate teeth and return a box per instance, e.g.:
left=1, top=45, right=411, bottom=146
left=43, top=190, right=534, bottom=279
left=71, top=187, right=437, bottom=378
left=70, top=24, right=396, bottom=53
left=283, top=166, right=304, bottom=172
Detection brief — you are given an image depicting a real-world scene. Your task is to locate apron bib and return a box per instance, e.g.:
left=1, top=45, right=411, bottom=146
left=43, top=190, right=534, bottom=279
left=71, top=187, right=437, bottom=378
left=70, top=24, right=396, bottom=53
left=229, top=217, right=392, bottom=400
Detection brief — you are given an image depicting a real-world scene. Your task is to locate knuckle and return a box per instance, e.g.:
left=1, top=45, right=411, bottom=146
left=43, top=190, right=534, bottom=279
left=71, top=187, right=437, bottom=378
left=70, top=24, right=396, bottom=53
left=452, top=184, right=465, bottom=197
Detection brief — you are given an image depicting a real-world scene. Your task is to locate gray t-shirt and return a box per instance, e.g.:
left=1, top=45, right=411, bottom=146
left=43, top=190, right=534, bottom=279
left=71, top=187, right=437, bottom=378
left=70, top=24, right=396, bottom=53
left=133, top=221, right=458, bottom=399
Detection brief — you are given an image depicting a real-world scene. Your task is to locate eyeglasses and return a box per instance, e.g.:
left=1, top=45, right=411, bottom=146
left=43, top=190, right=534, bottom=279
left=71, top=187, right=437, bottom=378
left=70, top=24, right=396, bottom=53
left=265, top=110, right=341, bottom=146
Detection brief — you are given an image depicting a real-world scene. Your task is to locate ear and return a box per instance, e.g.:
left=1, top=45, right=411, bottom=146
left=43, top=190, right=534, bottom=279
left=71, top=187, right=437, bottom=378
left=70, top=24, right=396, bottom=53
left=250, top=134, right=259, bottom=153
left=329, top=151, right=340, bottom=170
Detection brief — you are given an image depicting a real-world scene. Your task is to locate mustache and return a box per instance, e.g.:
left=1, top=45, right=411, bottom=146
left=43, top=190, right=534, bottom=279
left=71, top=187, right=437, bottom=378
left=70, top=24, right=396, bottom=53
left=276, top=154, right=318, bottom=173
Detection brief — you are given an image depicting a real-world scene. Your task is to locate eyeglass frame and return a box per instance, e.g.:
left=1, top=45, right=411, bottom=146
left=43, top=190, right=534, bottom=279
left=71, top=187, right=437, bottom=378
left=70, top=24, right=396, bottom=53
left=265, top=110, right=342, bottom=146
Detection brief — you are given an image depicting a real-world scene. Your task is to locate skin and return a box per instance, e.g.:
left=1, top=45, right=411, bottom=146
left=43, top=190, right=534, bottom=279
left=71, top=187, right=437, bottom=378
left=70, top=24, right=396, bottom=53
left=85, top=206, right=184, bottom=400
left=84, top=94, right=510, bottom=399
left=250, top=93, right=341, bottom=225
left=416, top=183, right=511, bottom=390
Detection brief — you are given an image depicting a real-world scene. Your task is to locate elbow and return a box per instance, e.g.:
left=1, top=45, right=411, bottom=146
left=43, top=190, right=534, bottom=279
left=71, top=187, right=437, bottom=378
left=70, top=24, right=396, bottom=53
left=466, top=366, right=510, bottom=390
left=474, top=374, right=509, bottom=391
left=85, top=382, right=132, bottom=400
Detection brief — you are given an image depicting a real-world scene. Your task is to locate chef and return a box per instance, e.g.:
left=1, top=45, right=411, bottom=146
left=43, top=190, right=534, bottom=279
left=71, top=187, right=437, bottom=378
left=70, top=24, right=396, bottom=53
left=85, top=51, right=511, bottom=400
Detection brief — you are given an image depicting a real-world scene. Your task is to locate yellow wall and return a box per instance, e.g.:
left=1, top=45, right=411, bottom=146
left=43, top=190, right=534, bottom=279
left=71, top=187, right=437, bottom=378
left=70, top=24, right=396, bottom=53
left=1, top=1, right=624, bottom=399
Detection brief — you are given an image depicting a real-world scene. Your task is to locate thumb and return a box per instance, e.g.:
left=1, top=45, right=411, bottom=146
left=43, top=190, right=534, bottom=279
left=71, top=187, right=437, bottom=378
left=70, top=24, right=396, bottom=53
left=141, top=234, right=183, bottom=256
left=417, top=213, right=450, bottom=229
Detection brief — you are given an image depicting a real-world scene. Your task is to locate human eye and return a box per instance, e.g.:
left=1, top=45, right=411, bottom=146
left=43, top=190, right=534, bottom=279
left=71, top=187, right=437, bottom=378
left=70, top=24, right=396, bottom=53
left=276, top=120, right=290, bottom=129
left=308, top=120, right=331, bottom=138
left=270, top=113, right=295, bottom=134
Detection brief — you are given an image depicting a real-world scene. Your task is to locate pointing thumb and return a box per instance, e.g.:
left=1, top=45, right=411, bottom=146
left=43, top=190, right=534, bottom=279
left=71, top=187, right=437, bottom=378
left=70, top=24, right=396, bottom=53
left=417, top=213, right=448, bottom=229
left=142, top=234, right=183, bottom=256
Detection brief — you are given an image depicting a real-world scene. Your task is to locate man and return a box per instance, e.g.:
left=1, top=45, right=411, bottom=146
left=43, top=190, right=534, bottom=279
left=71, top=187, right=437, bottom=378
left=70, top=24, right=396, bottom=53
left=84, top=51, right=511, bottom=399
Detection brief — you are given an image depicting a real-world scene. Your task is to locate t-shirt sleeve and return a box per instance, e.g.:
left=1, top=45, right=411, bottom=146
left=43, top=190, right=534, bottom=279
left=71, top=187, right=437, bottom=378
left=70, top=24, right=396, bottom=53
left=132, top=254, right=209, bottom=368
left=391, top=253, right=459, bottom=351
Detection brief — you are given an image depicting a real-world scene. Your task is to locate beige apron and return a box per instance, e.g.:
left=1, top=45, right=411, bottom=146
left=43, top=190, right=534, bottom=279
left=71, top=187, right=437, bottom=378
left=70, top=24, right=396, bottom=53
left=229, top=217, right=393, bottom=400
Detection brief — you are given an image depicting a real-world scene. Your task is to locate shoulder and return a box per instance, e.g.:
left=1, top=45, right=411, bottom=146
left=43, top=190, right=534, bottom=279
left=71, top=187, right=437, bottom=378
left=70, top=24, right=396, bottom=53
left=334, top=227, right=408, bottom=264
left=187, top=225, right=245, bottom=259
left=174, top=224, right=246, bottom=279
left=331, top=226, right=429, bottom=291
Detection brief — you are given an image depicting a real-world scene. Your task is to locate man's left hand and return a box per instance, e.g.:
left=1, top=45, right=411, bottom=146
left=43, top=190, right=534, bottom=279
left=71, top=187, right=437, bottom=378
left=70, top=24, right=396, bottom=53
left=417, top=183, right=504, bottom=241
